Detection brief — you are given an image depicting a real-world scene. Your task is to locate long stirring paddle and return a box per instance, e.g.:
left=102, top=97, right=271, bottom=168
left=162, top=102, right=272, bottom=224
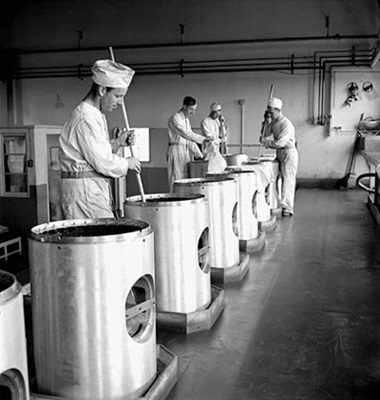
left=108, top=47, right=146, bottom=208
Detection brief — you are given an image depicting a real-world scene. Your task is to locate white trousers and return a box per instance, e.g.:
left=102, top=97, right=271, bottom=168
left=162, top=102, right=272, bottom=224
left=277, top=148, right=298, bottom=214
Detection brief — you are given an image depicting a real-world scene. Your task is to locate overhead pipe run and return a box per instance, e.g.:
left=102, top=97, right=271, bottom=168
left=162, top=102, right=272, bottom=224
left=13, top=33, right=377, bottom=56
left=10, top=52, right=372, bottom=80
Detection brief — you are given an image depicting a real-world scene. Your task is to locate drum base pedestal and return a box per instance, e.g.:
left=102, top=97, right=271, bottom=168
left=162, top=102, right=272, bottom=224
left=271, top=207, right=282, bottom=217
left=156, top=285, right=225, bottom=334
left=259, top=215, right=277, bottom=232
left=239, top=230, right=266, bottom=253
left=30, top=345, right=178, bottom=400
left=211, top=252, right=250, bottom=284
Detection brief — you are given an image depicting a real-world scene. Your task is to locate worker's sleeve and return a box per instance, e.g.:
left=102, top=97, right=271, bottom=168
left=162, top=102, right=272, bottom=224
left=200, top=119, right=213, bottom=138
left=189, top=142, right=203, bottom=158
left=172, top=114, right=205, bottom=144
left=267, top=120, right=293, bottom=149
left=76, top=120, right=130, bottom=178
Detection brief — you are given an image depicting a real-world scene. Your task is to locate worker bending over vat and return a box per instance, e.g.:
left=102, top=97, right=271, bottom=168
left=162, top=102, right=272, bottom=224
left=167, top=96, right=213, bottom=191
left=260, top=97, right=298, bottom=217
left=59, top=59, right=141, bottom=219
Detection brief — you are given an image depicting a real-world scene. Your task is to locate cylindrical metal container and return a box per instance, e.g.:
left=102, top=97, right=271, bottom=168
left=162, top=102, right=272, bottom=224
left=209, top=170, right=259, bottom=240
left=189, top=160, right=209, bottom=178
left=124, top=193, right=210, bottom=314
left=0, top=270, right=30, bottom=400
left=223, top=153, right=249, bottom=166
left=257, top=160, right=281, bottom=211
left=173, top=177, right=239, bottom=269
left=237, top=162, right=272, bottom=222
left=28, top=219, right=156, bottom=400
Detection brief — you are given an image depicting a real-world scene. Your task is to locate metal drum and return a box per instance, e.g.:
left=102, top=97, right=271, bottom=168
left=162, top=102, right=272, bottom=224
left=0, top=270, right=29, bottom=400
left=237, top=162, right=272, bottom=222
left=254, top=159, right=281, bottom=211
left=124, top=193, right=210, bottom=314
left=223, top=153, right=249, bottom=166
left=210, top=170, right=259, bottom=241
left=173, top=177, right=239, bottom=269
left=28, top=219, right=156, bottom=400
left=189, top=160, right=209, bottom=178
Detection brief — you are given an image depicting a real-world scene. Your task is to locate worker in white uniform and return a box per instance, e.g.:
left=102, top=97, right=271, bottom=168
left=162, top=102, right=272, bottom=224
left=59, top=59, right=141, bottom=219
left=167, top=96, right=212, bottom=191
left=200, top=102, right=227, bottom=153
left=261, top=97, right=298, bottom=217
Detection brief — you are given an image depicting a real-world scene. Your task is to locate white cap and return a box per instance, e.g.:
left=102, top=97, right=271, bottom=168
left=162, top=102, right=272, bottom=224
left=268, top=97, right=283, bottom=110
left=210, top=102, right=222, bottom=112
left=91, top=59, right=135, bottom=89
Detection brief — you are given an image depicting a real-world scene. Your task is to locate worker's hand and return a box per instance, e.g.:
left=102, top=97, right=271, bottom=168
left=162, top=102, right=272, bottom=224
left=117, top=128, right=136, bottom=147
left=264, top=110, right=271, bottom=120
left=260, top=136, right=270, bottom=148
left=204, top=136, right=215, bottom=142
left=261, top=138, right=271, bottom=148
left=127, top=156, right=141, bottom=173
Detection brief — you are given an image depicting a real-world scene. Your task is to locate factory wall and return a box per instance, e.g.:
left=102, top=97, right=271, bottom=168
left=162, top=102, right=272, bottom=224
left=7, top=68, right=372, bottom=192
left=1, top=0, right=379, bottom=192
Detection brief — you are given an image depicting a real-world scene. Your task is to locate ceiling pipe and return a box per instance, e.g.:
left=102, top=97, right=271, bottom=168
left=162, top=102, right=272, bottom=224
left=11, top=54, right=370, bottom=80
left=315, top=54, right=371, bottom=127
left=312, top=49, right=371, bottom=124
left=12, top=34, right=377, bottom=56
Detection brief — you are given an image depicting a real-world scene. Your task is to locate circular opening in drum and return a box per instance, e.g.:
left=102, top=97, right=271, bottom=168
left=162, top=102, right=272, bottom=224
left=0, top=384, right=11, bottom=400
left=265, top=184, right=270, bottom=206
left=197, top=228, right=210, bottom=273
left=0, top=370, right=26, bottom=400
left=276, top=175, right=282, bottom=199
left=0, top=273, right=14, bottom=293
left=232, top=202, right=239, bottom=237
left=252, top=191, right=258, bottom=218
left=125, top=275, right=155, bottom=343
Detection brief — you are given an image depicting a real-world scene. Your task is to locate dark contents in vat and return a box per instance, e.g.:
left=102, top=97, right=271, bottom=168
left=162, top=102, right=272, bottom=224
left=0, top=273, right=13, bottom=292
left=37, top=223, right=142, bottom=240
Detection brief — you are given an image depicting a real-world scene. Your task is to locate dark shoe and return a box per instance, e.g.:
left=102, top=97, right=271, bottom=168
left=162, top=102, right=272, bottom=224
left=282, top=210, right=293, bottom=217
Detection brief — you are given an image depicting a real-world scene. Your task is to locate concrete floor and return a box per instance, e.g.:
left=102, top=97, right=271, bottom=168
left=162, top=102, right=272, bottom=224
left=2, top=188, right=380, bottom=400
left=157, top=188, right=380, bottom=400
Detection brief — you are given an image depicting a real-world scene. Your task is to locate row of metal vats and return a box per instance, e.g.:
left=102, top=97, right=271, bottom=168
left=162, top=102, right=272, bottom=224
left=0, top=153, right=281, bottom=400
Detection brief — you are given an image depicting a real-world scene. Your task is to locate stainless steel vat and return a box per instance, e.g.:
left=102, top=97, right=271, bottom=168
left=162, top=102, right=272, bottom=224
left=212, top=170, right=259, bottom=240
left=256, top=160, right=281, bottom=211
left=235, top=163, right=272, bottom=222
left=124, top=193, right=211, bottom=313
left=189, top=160, right=209, bottom=178
left=223, top=153, right=249, bottom=166
left=28, top=218, right=156, bottom=400
left=0, top=270, right=29, bottom=400
left=173, top=177, right=239, bottom=269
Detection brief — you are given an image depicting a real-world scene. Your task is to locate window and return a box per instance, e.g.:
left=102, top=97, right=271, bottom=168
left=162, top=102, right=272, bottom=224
left=0, top=132, right=29, bottom=197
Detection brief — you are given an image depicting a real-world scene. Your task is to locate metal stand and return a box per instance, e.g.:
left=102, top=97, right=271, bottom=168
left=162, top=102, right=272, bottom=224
left=156, top=285, right=225, bottom=334
left=259, top=215, right=277, bottom=232
left=211, top=251, right=250, bottom=284
left=239, top=230, right=266, bottom=253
